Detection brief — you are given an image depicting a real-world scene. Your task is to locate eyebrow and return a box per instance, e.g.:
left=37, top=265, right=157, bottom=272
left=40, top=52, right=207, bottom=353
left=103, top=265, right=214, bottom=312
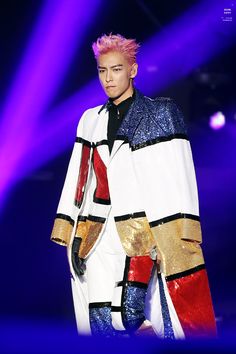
left=97, top=64, right=123, bottom=69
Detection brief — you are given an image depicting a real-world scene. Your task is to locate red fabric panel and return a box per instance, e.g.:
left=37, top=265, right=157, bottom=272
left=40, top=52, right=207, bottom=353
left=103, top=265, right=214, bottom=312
left=75, top=144, right=90, bottom=206
left=167, top=269, right=217, bottom=338
left=128, top=256, right=154, bottom=284
left=93, top=147, right=110, bottom=201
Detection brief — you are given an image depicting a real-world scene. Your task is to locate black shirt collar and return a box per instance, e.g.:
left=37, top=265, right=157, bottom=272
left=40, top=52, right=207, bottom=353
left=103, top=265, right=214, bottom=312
left=99, top=89, right=136, bottom=115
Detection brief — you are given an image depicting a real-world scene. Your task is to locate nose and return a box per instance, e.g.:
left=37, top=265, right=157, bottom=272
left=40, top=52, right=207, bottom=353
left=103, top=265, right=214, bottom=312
left=105, top=70, right=112, bottom=82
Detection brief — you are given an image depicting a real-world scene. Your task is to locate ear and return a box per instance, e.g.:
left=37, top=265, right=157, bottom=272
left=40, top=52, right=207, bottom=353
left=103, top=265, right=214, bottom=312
left=130, top=63, right=138, bottom=79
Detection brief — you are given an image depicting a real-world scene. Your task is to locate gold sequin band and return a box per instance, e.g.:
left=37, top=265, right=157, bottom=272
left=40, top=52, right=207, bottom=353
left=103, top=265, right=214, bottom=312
left=115, top=215, right=156, bottom=257
left=76, top=215, right=105, bottom=259
left=51, top=214, right=74, bottom=246
left=150, top=217, right=204, bottom=277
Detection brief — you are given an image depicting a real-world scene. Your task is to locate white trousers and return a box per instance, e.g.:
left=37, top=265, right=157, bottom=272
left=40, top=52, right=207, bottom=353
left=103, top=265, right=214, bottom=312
left=68, top=210, right=185, bottom=338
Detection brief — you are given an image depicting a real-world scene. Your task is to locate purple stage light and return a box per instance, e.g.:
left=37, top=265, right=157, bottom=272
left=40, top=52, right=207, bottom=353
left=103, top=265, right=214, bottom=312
left=0, top=0, right=101, bottom=136
left=0, top=78, right=106, bottom=209
left=136, top=0, right=236, bottom=95
left=209, top=111, right=226, bottom=130
left=20, top=79, right=106, bottom=178
left=0, top=0, right=102, bottom=208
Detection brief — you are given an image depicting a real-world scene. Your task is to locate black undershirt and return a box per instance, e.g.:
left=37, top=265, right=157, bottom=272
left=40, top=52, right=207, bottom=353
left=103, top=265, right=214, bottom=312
left=107, top=92, right=135, bottom=153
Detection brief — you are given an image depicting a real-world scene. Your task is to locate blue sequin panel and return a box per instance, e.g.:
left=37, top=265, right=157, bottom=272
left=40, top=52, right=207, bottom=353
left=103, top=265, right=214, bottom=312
left=89, top=306, right=115, bottom=337
left=158, top=274, right=175, bottom=339
left=122, top=285, right=147, bottom=332
left=116, top=89, right=188, bottom=148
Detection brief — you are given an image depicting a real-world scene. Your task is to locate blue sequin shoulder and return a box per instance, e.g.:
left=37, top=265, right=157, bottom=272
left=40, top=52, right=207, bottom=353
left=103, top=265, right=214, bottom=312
left=116, top=90, right=188, bottom=150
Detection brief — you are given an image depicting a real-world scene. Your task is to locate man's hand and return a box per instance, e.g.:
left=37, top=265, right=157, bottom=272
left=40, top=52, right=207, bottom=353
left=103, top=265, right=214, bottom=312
left=71, top=237, right=85, bottom=276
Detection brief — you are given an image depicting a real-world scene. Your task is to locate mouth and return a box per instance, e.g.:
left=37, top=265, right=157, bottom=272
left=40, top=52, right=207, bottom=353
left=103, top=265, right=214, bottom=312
left=106, top=86, right=116, bottom=89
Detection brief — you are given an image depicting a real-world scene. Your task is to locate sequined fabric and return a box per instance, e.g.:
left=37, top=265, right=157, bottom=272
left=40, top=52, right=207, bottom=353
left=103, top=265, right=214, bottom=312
left=74, top=144, right=91, bottom=207
left=92, top=147, right=110, bottom=204
left=115, top=216, right=156, bottom=257
left=89, top=306, right=115, bottom=337
left=167, top=268, right=217, bottom=338
left=128, top=256, right=154, bottom=283
left=75, top=219, right=88, bottom=240
left=151, top=218, right=204, bottom=277
left=122, top=285, right=147, bottom=332
left=151, top=216, right=202, bottom=243
left=79, top=220, right=104, bottom=259
left=158, top=273, right=175, bottom=339
left=116, top=89, right=188, bottom=150
left=51, top=215, right=74, bottom=246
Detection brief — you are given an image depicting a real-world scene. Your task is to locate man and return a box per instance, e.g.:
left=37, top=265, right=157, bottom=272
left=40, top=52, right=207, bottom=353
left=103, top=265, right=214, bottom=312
left=51, top=33, right=216, bottom=338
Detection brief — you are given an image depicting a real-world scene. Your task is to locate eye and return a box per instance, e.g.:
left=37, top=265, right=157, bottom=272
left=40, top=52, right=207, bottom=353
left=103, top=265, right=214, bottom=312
left=98, top=69, right=105, bottom=74
left=113, top=68, right=121, bottom=72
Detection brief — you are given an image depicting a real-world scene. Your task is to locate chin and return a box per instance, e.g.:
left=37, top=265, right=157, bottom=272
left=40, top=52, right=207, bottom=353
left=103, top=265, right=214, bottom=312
left=109, top=92, right=122, bottom=100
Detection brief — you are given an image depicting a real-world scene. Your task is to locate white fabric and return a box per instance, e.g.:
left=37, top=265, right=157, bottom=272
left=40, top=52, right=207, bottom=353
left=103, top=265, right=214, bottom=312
left=131, top=140, right=199, bottom=222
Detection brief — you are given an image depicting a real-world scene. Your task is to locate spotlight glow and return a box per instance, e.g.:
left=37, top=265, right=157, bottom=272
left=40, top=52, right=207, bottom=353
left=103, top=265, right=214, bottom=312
left=209, top=112, right=226, bottom=130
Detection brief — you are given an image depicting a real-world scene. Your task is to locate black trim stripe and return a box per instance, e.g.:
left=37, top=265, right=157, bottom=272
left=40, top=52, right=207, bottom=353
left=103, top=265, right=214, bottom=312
left=93, top=138, right=128, bottom=147
left=56, top=213, right=74, bottom=226
left=111, top=306, right=121, bottom=312
left=114, top=211, right=146, bottom=222
left=77, top=215, right=87, bottom=222
left=131, top=133, right=189, bottom=151
left=89, top=302, right=111, bottom=309
left=51, top=238, right=67, bottom=245
left=87, top=214, right=106, bottom=223
left=93, top=139, right=108, bottom=147
left=166, top=264, right=206, bottom=282
left=98, top=103, right=107, bottom=114
left=123, top=257, right=130, bottom=283
left=93, top=196, right=111, bottom=205
left=75, top=137, right=91, bottom=147
left=74, top=200, right=82, bottom=208
left=117, top=281, right=148, bottom=289
left=149, top=213, right=200, bottom=228
left=121, top=257, right=130, bottom=328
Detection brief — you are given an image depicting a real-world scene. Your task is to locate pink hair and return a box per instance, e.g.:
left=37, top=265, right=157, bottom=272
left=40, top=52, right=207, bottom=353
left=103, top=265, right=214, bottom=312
left=92, top=33, right=140, bottom=64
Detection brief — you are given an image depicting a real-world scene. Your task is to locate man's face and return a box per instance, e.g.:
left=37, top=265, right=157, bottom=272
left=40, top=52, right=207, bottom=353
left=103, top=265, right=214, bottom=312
left=97, top=51, right=138, bottom=104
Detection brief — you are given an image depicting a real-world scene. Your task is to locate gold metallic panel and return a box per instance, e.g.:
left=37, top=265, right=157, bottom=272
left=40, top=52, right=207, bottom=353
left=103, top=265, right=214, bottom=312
left=178, top=217, right=202, bottom=243
left=151, top=218, right=204, bottom=277
left=75, top=220, right=88, bottom=239
left=78, top=220, right=103, bottom=259
left=51, top=218, right=73, bottom=246
left=115, top=217, right=156, bottom=257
